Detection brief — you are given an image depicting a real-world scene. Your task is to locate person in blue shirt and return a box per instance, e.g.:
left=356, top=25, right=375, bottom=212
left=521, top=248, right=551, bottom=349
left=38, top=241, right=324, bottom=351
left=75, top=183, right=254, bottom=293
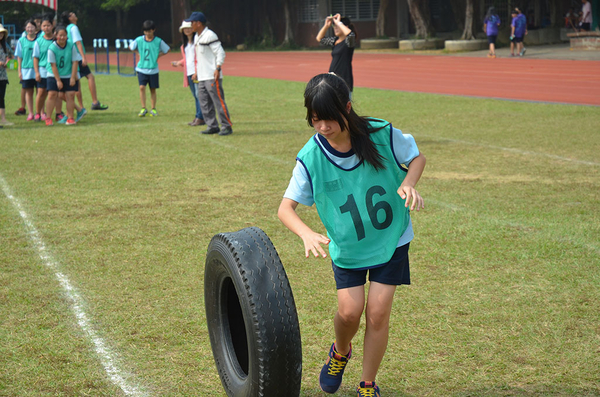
left=483, top=7, right=501, bottom=58
left=129, top=20, right=170, bottom=117
left=510, top=8, right=528, bottom=57
left=278, top=73, right=426, bottom=397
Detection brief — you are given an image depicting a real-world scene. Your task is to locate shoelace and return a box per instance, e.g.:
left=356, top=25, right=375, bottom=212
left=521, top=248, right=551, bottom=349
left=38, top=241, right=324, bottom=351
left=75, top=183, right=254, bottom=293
left=327, top=356, right=347, bottom=375
left=357, top=386, right=377, bottom=397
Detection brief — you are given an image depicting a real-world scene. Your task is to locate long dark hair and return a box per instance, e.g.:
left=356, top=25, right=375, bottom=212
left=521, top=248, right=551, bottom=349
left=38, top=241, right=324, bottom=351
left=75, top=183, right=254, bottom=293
left=60, top=11, right=72, bottom=26
left=304, top=73, right=385, bottom=170
left=181, top=30, right=195, bottom=47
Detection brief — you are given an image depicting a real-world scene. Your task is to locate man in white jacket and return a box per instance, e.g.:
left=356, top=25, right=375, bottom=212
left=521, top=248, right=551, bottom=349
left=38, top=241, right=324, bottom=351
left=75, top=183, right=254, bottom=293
left=187, top=12, right=232, bottom=135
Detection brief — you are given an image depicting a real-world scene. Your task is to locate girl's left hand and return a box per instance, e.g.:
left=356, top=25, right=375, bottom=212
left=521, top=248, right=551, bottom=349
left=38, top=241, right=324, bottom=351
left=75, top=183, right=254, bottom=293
left=398, top=184, right=424, bottom=211
left=69, top=77, right=76, bottom=87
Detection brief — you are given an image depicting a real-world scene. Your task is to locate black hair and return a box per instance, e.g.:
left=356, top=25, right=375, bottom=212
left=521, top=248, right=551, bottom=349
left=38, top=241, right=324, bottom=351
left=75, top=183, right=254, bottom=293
left=41, top=16, right=54, bottom=25
left=181, top=28, right=195, bottom=47
left=24, top=18, right=37, bottom=30
left=60, top=11, right=72, bottom=26
left=339, top=16, right=357, bottom=39
left=304, top=73, right=386, bottom=170
left=142, top=20, right=155, bottom=31
left=54, top=24, right=68, bottom=41
left=33, top=13, right=43, bottom=20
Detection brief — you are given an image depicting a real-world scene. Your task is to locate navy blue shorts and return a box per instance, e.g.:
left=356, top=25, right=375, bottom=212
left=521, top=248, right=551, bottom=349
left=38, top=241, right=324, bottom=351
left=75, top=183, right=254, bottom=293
left=332, top=243, right=410, bottom=290
left=511, top=36, right=523, bottom=43
left=37, top=78, right=47, bottom=89
left=137, top=72, right=159, bottom=89
left=487, top=35, right=497, bottom=45
left=21, top=79, right=36, bottom=89
left=47, top=77, right=79, bottom=92
left=78, top=60, right=92, bottom=78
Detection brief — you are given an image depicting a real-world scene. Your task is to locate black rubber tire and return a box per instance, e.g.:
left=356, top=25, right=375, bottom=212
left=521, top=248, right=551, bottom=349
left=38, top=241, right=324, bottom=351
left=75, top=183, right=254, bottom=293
left=204, top=227, right=302, bottom=397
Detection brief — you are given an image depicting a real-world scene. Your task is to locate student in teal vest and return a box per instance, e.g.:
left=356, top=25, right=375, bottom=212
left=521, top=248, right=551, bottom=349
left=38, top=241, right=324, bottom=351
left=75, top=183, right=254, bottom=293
left=15, top=19, right=38, bottom=120
left=278, top=73, right=426, bottom=397
left=61, top=11, right=109, bottom=112
left=32, top=17, right=54, bottom=121
left=129, top=20, right=170, bottom=117
left=45, top=25, right=81, bottom=126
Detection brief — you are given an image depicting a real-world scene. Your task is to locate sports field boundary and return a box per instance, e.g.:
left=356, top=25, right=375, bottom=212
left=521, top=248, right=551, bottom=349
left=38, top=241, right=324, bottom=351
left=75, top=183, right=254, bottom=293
left=0, top=174, right=149, bottom=397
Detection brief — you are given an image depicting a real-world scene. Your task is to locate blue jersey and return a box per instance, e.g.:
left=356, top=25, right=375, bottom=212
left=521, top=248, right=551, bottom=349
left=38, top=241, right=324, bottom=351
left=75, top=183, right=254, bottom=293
left=485, top=15, right=500, bottom=36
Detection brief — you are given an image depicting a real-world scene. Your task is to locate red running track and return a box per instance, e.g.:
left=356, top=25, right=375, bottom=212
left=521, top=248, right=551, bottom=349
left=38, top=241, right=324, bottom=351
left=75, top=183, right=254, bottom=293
left=160, top=51, right=600, bottom=106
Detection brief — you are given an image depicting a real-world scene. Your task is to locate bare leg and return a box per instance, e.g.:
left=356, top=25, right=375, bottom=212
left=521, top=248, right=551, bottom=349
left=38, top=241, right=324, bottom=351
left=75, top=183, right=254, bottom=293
left=139, top=86, right=146, bottom=109
left=76, top=89, right=84, bottom=109
left=35, top=88, right=47, bottom=115
left=361, top=282, right=397, bottom=382
left=150, top=88, right=157, bottom=110
left=334, top=285, right=365, bottom=355
left=45, top=91, right=57, bottom=119
left=65, top=91, right=76, bottom=120
left=86, top=74, right=99, bottom=104
left=25, top=88, right=34, bottom=116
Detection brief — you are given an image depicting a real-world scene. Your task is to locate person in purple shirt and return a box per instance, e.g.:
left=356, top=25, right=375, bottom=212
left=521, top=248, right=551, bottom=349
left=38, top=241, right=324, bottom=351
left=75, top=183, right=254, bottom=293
left=483, top=7, right=501, bottom=58
left=510, top=8, right=528, bottom=57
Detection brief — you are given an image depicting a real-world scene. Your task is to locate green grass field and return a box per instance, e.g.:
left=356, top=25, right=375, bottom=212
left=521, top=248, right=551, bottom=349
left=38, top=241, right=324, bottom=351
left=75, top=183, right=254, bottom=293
left=1, top=68, right=599, bottom=396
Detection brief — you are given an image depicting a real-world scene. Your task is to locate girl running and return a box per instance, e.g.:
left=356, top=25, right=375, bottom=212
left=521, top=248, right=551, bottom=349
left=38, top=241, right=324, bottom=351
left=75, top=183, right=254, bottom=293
left=45, top=25, right=81, bottom=126
left=278, top=73, right=426, bottom=396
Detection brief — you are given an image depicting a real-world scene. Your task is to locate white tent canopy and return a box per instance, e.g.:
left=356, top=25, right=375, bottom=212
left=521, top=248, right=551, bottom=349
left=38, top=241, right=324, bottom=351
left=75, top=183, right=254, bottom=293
left=0, top=0, right=57, bottom=11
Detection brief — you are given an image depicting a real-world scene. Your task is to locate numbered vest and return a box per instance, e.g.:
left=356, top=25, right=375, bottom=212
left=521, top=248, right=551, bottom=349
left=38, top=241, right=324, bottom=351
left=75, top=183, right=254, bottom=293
left=297, top=119, right=410, bottom=269
left=49, top=40, right=74, bottom=77
left=18, top=36, right=36, bottom=69
left=36, top=37, right=53, bottom=69
left=135, top=36, right=162, bottom=70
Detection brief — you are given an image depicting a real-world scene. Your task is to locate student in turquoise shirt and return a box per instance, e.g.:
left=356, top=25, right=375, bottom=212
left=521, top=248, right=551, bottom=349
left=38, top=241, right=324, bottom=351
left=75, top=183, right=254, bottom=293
left=129, top=20, right=170, bottom=117
left=15, top=19, right=38, bottom=120
left=45, top=25, right=81, bottom=126
left=278, top=73, right=426, bottom=397
left=32, top=16, right=54, bottom=121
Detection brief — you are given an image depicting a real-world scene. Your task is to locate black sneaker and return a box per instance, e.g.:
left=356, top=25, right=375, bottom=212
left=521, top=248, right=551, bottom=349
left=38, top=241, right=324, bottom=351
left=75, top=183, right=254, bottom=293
left=218, top=126, right=233, bottom=136
left=91, top=102, right=109, bottom=110
left=201, top=127, right=220, bottom=135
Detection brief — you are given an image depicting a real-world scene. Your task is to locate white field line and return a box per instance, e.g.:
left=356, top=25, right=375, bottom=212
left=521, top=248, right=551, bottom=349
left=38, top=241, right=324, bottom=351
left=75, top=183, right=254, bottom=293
left=0, top=174, right=148, bottom=397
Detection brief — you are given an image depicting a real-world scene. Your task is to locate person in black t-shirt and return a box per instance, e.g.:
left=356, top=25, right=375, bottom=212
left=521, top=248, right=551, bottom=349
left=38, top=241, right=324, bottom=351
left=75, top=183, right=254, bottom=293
left=316, top=14, right=356, bottom=96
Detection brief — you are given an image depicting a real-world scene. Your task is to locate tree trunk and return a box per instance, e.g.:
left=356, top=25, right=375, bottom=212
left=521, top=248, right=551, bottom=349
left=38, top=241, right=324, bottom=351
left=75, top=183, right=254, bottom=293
left=449, top=0, right=465, bottom=32
left=282, top=0, right=295, bottom=46
left=460, top=0, right=474, bottom=40
left=115, top=9, right=124, bottom=39
left=406, top=0, right=431, bottom=38
left=171, top=0, right=191, bottom=45
left=376, top=0, right=390, bottom=38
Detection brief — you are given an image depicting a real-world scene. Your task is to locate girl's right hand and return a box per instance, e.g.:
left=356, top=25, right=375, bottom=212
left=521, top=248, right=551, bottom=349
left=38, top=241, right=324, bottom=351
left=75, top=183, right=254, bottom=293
left=301, top=231, right=331, bottom=258
left=57, top=80, right=63, bottom=90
